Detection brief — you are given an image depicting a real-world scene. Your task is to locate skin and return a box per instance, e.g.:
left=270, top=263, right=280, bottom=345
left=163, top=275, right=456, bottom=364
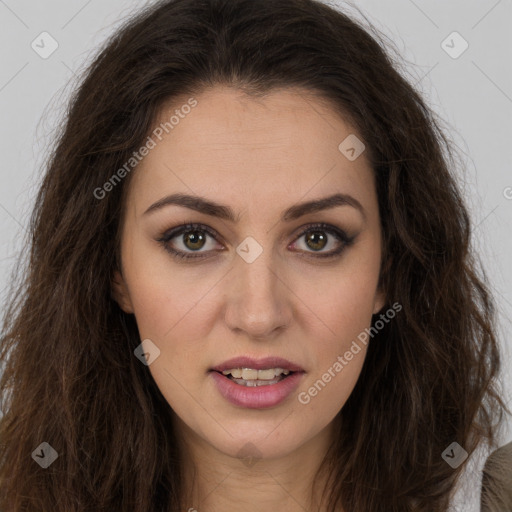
left=112, top=85, right=386, bottom=511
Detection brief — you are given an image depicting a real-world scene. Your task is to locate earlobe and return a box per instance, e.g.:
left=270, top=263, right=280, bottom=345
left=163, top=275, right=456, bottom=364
left=372, top=288, right=386, bottom=316
left=111, top=270, right=134, bottom=314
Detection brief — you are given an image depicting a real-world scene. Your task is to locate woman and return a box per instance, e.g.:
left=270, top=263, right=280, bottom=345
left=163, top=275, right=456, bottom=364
left=0, top=0, right=507, bottom=510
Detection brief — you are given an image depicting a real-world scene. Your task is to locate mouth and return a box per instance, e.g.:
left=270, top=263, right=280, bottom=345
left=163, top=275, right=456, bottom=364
left=208, top=356, right=305, bottom=408
left=212, top=367, right=298, bottom=387
left=209, top=355, right=305, bottom=385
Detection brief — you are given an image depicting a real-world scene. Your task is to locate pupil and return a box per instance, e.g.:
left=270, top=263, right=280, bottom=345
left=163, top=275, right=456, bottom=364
left=184, top=231, right=205, bottom=250
left=306, top=231, right=327, bottom=251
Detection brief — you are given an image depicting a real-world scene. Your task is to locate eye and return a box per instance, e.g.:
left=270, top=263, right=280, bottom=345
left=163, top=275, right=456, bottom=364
left=156, top=222, right=356, bottom=261
left=156, top=223, right=222, bottom=260
left=290, top=223, right=356, bottom=259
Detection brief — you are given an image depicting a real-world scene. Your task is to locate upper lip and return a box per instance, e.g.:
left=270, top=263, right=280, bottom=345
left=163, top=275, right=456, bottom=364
left=210, top=356, right=305, bottom=373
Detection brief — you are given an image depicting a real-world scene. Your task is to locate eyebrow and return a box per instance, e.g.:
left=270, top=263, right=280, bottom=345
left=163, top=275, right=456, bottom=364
left=143, top=192, right=366, bottom=222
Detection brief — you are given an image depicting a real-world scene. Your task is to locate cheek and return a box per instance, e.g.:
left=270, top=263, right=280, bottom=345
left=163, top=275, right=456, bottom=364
left=124, top=235, right=220, bottom=343
left=291, top=253, right=379, bottom=413
left=295, top=272, right=374, bottom=416
left=292, top=249, right=381, bottom=347
left=298, top=345, right=368, bottom=419
left=129, top=278, right=219, bottom=383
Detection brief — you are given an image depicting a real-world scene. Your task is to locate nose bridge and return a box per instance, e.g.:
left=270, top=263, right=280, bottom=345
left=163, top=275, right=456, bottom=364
left=224, top=236, right=291, bottom=337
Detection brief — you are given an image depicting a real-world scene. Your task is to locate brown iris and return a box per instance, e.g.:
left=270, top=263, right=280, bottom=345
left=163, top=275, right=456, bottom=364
left=305, top=231, right=328, bottom=251
left=183, top=230, right=206, bottom=251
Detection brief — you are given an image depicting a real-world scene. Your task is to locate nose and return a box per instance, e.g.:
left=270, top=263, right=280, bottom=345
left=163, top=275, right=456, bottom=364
left=223, top=245, right=293, bottom=340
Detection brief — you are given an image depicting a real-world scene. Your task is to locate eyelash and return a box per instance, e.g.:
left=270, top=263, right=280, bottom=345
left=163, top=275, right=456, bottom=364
left=156, top=222, right=356, bottom=262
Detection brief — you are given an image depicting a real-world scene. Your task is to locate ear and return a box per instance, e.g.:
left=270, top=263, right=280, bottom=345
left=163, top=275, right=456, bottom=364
left=372, top=286, right=386, bottom=316
left=111, top=269, right=134, bottom=314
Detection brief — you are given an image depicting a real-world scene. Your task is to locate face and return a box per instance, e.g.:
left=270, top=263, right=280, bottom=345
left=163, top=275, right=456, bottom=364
left=112, top=85, right=386, bottom=463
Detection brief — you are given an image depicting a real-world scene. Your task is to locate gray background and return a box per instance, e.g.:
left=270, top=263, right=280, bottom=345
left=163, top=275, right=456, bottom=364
left=0, top=0, right=511, bottom=509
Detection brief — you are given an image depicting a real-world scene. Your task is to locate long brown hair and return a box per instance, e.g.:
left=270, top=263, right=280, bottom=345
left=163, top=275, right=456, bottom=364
left=0, top=0, right=508, bottom=510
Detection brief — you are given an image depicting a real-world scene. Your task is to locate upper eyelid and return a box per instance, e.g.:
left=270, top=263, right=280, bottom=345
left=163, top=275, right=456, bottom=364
left=162, top=223, right=222, bottom=243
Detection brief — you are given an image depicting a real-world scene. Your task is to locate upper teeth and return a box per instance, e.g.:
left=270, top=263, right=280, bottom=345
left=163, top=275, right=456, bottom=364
left=221, top=368, right=291, bottom=380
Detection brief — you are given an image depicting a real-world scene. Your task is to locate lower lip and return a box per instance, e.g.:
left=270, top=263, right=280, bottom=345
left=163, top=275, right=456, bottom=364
left=209, top=371, right=304, bottom=409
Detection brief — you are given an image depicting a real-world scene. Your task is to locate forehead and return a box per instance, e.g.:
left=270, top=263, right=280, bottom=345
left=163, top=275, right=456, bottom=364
left=127, top=86, right=376, bottom=216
